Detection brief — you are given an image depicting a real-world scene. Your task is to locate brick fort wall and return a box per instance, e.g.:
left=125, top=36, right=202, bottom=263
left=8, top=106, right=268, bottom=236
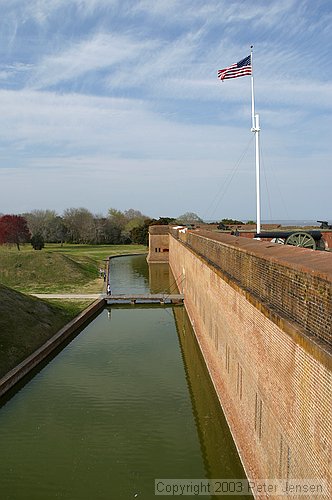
left=167, top=228, right=331, bottom=498
left=147, top=225, right=170, bottom=263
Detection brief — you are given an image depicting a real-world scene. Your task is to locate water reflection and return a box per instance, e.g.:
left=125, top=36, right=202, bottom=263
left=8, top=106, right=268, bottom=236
left=173, top=308, right=248, bottom=487
left=149, top=262, right=178, bottom=294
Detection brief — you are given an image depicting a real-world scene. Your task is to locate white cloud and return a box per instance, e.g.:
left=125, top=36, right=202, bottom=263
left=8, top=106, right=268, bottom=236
left=2, top=0, right=120, bottom=25
left=132, top=0, right=298, bottom=31
left=27, top=32, right=153, bottom=89
left=0, top=88, right=251, bottom=162
left=0, top=71, right=11, bottom=80
left=105, top=30, right=204, bottom=92
left=256, top=78, right=332, bottom=112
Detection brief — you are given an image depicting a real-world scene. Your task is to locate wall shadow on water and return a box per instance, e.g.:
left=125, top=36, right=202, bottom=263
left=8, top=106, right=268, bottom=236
left=149, top=262, right=179, bottom=294
left=149, top=258, right=249, bottom=488
left=172, top=306, right=251, bottom=499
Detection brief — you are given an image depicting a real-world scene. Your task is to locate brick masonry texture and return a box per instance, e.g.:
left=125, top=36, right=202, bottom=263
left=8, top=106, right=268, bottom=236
left=166, top=229, right=331, bottom=499
left=174, top=229, right=332, bottom=348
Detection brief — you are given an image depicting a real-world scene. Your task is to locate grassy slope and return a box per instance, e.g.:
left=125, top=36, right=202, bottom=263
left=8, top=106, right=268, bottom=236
left=0, top=251, right=96, bottom=293
left=0, top=243, right=147, bottom=378
left=0, top=284, right=91, bottom=378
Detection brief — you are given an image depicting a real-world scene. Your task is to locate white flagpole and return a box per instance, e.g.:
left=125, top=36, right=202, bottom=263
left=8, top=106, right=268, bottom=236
left=254, top=113, right=261, bottom=235
left=250, top=46, right=261, bottom=235
left=250, top=46, right=255, bottom=130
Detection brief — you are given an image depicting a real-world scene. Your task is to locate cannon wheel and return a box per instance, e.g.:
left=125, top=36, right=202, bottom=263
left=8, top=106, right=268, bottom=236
left=285, top=232, right=316, bottom=250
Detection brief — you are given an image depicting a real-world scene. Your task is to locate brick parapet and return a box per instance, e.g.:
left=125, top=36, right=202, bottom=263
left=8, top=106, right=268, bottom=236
left=176, top=229, right=332, bottom=348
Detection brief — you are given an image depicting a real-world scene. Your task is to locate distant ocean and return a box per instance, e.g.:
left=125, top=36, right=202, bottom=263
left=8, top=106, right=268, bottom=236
left=205, top=220, right=327, bottom=227
left=261, top=220, right=321, bottom=227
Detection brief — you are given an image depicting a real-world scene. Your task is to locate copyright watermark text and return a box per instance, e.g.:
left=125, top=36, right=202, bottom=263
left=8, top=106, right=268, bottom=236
left=154, top=479, right=329, bottom=496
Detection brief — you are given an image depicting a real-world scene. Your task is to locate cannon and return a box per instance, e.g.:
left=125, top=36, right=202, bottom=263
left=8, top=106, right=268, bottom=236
left=317, top=220, right=332, bottom=229
left=254, top=230, right=324, bottom=250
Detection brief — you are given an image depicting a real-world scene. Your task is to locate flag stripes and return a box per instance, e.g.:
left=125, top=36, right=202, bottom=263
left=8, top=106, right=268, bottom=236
left=218, top=55, right=251, bottom=81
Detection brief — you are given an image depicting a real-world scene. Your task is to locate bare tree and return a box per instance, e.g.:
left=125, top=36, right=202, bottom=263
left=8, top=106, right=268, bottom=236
left=176, top=212, right=203, bottom=224
left=24, top=210, right=59, bottom=241
left=63, top=208, right=96, bottom=243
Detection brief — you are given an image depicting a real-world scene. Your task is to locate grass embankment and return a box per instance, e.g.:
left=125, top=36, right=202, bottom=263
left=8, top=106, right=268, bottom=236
left=0, top=284, right=90, bottom=377
left=0, top=243, right=147, bottom=378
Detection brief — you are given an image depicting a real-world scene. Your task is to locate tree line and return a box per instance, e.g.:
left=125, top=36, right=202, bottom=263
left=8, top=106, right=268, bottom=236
left=0, top=209, right=208, bottom=250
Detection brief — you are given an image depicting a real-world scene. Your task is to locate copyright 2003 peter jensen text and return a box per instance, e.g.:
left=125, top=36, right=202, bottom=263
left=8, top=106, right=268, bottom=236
left=154, top=479, right=329, bottom=496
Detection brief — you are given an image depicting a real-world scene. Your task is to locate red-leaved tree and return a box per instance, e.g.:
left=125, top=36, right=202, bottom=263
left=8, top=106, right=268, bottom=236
left=0, top=215, right=31, bottom=250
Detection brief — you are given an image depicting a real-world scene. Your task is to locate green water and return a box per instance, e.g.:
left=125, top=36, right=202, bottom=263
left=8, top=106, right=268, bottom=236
left=0, top=256, right=247, bottom=499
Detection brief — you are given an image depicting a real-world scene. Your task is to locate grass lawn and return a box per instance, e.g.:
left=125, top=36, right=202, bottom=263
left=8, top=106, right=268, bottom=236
left=0, top=243, right=147, bottom=294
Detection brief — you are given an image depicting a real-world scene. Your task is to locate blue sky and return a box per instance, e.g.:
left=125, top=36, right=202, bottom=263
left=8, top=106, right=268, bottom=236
left=0, top=0, right=331, bottom=221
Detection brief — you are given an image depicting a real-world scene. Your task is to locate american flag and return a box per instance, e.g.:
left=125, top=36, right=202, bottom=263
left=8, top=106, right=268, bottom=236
left=218, top=55, right=251, bottom=81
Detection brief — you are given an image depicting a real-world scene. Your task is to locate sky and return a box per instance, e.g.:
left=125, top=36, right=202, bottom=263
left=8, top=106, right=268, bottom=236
left=0, top=0, right=331, bottom=221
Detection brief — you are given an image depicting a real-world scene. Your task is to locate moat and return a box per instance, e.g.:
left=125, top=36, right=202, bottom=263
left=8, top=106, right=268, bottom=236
left=0, top=255, right=246, bottom=499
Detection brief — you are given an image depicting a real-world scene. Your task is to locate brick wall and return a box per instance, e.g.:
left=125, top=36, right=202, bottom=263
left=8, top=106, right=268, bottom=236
left=147, top=226, right=170, bottom=263
left=322, top=231, right=332, bottom=248
left=177, top=229, right=331, bottom=347
left=169, top=231, right=331, bottom=497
